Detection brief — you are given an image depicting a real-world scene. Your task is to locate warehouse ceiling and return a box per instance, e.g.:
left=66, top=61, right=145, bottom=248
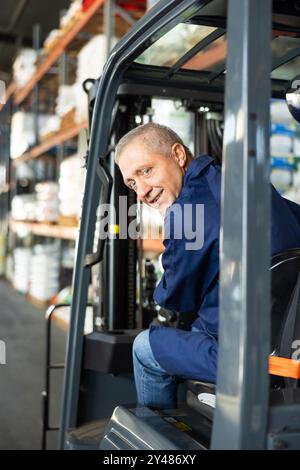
left=0, top=0, right=70, bottom=82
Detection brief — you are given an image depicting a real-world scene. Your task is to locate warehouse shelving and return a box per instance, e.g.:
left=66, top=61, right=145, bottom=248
left=13, top=120, right=88, bottom=163
left=1, top=0, right=162, bottom=311
left=9, top=218, right=163, bottom=251
left=4, top=0, right=145, bottom=107
left=9, top=219, right=79, bottom=241
left=13, top=0, right=107, bottom=106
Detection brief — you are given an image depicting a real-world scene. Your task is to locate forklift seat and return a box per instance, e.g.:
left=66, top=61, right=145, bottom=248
left=186, top=248, right=300, bottom=417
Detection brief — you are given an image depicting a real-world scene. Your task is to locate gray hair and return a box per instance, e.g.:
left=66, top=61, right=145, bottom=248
left=114, top=122, right=193, bottom=164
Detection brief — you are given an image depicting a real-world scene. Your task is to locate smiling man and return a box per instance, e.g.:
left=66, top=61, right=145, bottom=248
left=115, top=122, right=300, bottom=410
left=117, top=123, right=194, bottom=217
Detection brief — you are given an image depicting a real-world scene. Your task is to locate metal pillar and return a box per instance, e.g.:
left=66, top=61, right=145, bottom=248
left=104, top=0, right=115, bottom=59
left=56, top=52, right=69, bottom=288
left=32, top=24, right=40, bottom=146
left=56, top=52, right=68, bottom=179
left=211, top=0, right=272, bottom=449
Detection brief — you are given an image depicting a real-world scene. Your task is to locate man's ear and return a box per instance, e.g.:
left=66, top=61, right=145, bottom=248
left=172, top=143, right=187, bottom=168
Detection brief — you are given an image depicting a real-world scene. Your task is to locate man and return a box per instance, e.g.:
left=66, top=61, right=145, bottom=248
left=116, top=122, right=300, bottom=410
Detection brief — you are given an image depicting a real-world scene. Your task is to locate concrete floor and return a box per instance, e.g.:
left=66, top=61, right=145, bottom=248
left=0, top=280, right=67, bottom=449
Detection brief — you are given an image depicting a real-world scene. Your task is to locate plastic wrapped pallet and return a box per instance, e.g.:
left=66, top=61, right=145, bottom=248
left=10, top=112, right=55, bottom=158
left=271, top=124, right=295, bottom=156
left=43, top=1, right=82, bottom=54
left=29, top=243, right=60, bottom=301
left=58, top=154, right=85, bottom=218
left=43, top=29, right=62, bottom=54
left=56, top=85, right=77, bottom=117
left=13, top=48, right=37, bottom=88
left=152, top=98, right=193, bottom=151
left=13, top=247, right=31, bottom=294
left=35, top=182, right=59, bottom=222
left=270, top=100, right=297, bottom=194
left=11, top=194, right=36, bottom=221
left=59, top=0, right=82, bottom=30
left=74, top=34, right=117, bottom=122
left=271, top=99, right=295, bottom=126
left=39, top=115, right=61, bottom=140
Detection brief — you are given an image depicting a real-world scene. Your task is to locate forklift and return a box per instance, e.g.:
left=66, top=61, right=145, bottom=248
left=43, top=0, right=300, bottom=450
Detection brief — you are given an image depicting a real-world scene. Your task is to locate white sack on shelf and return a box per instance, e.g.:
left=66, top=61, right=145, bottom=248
left=11, top=194, right=37, bottom=221
left=39, top=115, right=61, bottom=138
left=13, top=247, right=31, bottom=293
left=43, top=29, right=62, bottom=50
left=271, top=99, right=295, bottom=126
left=29, top=244, right=60, bottom=301
left=74, top=34, right=117, bottom=122
left=58, top=154, right=85, bottom=217
left=59, top=0, right=82, bottom=29
left=10, top=112, right=54, bottom=158
left=271, top=134, right=294, bottom=156
left=35, top=182, right=59, bottom=222
left=56, top=85, right=77, bottom=116
left=13, top=48, right=37, bottom=88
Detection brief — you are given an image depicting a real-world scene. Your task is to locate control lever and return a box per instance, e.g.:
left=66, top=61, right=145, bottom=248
left=84, top=157, right=113, bottom=267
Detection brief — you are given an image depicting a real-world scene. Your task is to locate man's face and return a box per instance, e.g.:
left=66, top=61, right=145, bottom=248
left=118, top=139, right=185, bottom=216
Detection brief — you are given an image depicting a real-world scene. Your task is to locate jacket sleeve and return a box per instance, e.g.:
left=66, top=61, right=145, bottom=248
left=154, top=176, right=220, bottom=313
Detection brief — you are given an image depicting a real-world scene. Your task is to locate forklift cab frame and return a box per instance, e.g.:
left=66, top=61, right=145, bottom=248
left=58, top=0, right=300, bottom=450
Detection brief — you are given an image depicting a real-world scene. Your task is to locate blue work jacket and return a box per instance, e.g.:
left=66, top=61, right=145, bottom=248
left=150, top=155, right=300, bottom=382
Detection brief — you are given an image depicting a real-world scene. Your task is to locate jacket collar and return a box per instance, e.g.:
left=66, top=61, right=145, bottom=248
left=183, top=155, right=215, bottom=186
left=164, top=155, right=215, bottom=220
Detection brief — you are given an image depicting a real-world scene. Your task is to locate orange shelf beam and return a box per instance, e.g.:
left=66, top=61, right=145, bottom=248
left=13, top=120, right=88, bottom=163
left=14, top=0, right=106, bottom=105
left=10, top=220, right=78, bottom=241
left=10, top=221, right=165, bottom=250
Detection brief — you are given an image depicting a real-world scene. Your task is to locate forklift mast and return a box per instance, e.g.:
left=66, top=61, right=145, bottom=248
left=57, top=0, right=300, bottom=450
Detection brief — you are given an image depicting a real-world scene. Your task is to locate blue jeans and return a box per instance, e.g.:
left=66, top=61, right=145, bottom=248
left=132, top=329, right=179, bottom=409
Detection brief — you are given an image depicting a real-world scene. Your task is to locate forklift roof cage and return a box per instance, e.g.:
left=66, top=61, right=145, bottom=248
left=59, top=0, right=300, bottom=449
